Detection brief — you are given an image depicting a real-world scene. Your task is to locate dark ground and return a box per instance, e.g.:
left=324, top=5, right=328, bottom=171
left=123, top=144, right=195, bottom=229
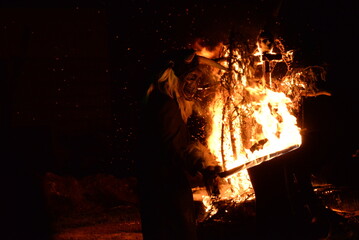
left=33, top=172, right=358, bottom=240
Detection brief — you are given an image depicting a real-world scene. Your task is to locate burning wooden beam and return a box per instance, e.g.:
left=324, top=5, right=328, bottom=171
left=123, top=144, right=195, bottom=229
left=218, top=144, right=300, bottom=178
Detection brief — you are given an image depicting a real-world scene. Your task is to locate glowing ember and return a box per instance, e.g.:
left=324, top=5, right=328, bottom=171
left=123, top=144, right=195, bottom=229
left=193, top=34, right=326, bottom=216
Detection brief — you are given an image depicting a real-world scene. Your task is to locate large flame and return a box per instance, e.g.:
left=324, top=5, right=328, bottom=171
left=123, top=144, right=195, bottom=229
left=193, top=37, right=320, bottom=217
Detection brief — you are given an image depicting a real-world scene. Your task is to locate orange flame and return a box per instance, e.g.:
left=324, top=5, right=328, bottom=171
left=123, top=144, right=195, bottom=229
left=192, top=38, right=223, bottom=59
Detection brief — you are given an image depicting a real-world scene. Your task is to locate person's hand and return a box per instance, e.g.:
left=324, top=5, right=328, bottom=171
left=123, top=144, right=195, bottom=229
left=187, top=171, right=204, bottom=188
left=202, top=165, right=222, bottom=197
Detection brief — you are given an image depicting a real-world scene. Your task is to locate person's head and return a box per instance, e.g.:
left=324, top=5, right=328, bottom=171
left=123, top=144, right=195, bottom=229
left=147, top=49, right=226, bottom=121
left=151, top=49, right=225, bottom=97
left=180, top=68, right=204, bottom=101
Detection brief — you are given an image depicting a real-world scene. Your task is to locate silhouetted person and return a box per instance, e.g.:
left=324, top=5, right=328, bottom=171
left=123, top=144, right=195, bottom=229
left=136, top=49, right=225, bottom=240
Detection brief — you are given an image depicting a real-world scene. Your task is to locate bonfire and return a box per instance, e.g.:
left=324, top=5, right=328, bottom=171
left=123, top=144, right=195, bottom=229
left=191, top=31, right=329, bottom=218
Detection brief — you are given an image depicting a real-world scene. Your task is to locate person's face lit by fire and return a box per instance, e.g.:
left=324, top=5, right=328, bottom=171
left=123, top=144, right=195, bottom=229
left=181, top=69, right=203, bottom=101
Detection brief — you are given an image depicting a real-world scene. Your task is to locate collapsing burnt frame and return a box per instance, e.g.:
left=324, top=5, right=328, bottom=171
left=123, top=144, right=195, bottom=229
left=219, top=32, right=242, bottom=172
left=216, top=32, right=301, bottom=177
left=218, top=33, right=260, bottom=174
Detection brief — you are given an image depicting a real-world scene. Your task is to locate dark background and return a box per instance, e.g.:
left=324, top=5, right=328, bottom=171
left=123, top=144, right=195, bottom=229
left=1, top=0, right=357, bottom=188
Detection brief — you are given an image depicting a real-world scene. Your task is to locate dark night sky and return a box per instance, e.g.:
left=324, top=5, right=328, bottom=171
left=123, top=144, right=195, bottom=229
left=1, top=0, right=358, bottom=181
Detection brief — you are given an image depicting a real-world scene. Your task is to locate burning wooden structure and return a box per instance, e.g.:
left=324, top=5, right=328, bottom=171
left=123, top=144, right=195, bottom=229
left=190, top=31, right=329, bottom=219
